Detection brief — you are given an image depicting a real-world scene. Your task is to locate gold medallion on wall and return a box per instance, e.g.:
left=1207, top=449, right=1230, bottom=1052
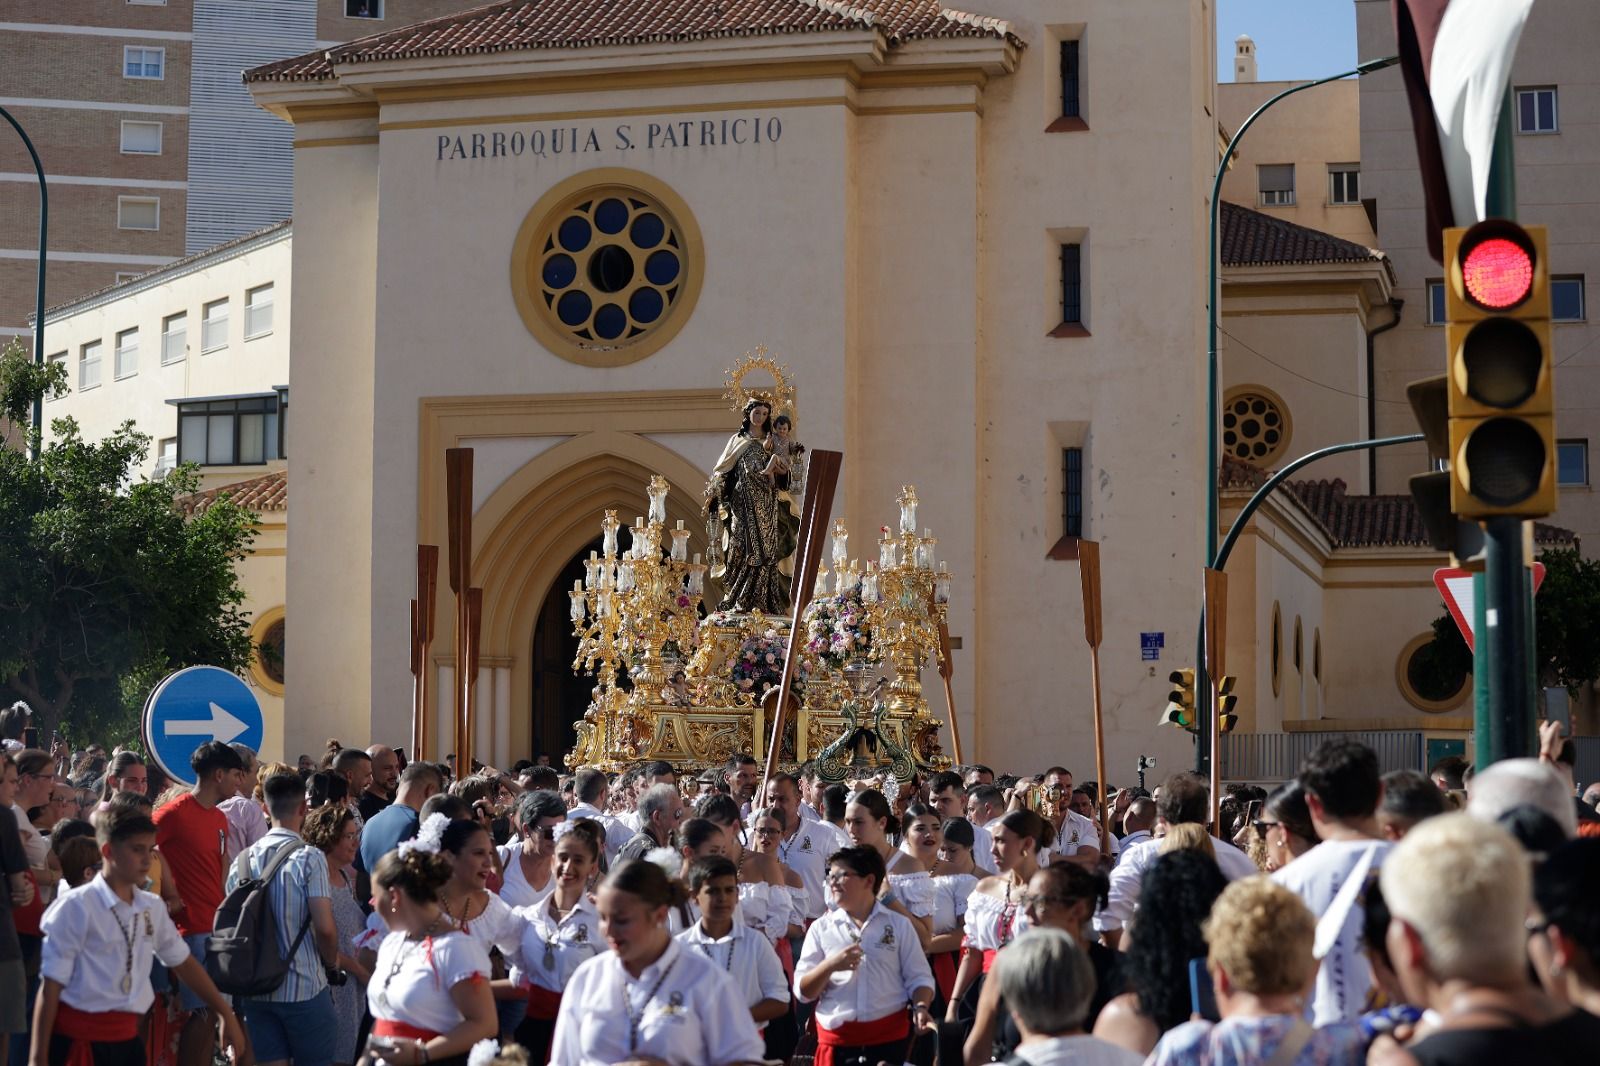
left=510, top=168, right=704, bottom=368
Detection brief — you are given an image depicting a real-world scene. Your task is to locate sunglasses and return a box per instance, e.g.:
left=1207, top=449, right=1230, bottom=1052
left=1252, top=819, right=1281, bottom=836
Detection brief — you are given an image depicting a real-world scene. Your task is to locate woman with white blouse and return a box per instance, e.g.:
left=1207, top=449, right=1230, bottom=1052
left=497, top=791, right=565, bottom=909
left=364, top=846, right=497, bottom=1066
left=548, top=859, right=766, bottom=1066
left=944, top=809, right=1047, bottom=1032
left=845, top=791, right=933, bottom=950
left=436, top=819, right=528, bottom=956
left=509, top=819, right=606, bottom=1063
left=747, top=806, right=806, bottom=942
left=795, top=845, right=938, bottom=1066
left=696, top=794, right=791, bottom=946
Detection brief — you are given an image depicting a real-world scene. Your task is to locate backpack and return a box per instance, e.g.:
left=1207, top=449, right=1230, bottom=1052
left=205, top=837, right=311, bottom=997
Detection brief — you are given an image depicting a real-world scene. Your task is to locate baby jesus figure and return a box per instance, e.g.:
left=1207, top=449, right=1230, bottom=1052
left=761, top=413, right=805, bottom=487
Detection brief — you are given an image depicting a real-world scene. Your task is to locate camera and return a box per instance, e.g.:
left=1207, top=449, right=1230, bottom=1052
left=326, top=967, right=349, bottom=987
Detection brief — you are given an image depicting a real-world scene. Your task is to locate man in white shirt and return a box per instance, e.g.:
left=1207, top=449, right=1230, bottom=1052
left=1272, top=738, right=1391, bottom=1026
left=796, top=761, right=824, bottom=822
left=997, top=928, right=1143, bottom=1066
left=616, top=760, right=677, bottom=835
left=566, top=767, right=632, bottom=860
left=1097, top=773, right=1257, bottom=946
left=1033, top=768, right=1100, bottom=869
left=1115, top=798, right=1155, bottom=863
left=967, top=784, right=1007, bottom=863
left=758, top=774, right=834, bottom=920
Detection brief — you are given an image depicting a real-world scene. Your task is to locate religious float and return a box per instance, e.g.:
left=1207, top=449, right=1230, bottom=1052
left=564, top=351, right=957, bottom=781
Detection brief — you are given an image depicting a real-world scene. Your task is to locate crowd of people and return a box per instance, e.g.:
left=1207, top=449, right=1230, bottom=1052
left=6, top=713, right=1600, bottom=1066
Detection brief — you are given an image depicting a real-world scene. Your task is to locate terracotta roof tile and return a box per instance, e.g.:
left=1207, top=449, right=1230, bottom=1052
left=177, top=470, right=287, bottom=517
left=244, top=0, right=1016, bottom=83
left=1220, top=200, right=1386, bottom=269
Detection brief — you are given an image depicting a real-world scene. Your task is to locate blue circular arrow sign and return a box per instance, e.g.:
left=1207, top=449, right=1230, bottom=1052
left=141, top=666, right=264, bottom=787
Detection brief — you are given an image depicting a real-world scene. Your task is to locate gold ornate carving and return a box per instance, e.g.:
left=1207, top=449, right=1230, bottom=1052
left=723, top=347, right=797, bottom=421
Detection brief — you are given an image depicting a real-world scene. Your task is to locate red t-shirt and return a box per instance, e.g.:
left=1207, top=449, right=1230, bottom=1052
left=154, top=792, right=228, bottom=936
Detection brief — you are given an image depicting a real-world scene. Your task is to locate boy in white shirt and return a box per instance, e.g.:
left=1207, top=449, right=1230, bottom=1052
left=32, top=807, right=245, bottom=1066
left=675, top=856, right=789, bottom=1026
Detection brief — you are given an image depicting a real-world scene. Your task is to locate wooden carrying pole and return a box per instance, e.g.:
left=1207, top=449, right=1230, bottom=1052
left=1204, top=567, right=1228, bottom=830
left=761, top=449, right=843, bottom=796
left=410, top=545, right=439, bottom=761
left=1078, top=540, right=1109, bottom=854
left=446, top=448, right=474, bottom=775
left=934, top=611, right=963, bottom=765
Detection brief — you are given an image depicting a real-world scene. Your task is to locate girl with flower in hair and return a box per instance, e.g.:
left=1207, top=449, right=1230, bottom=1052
left=363, top=842, right=496, bottom=1066
left=507, top=818, right=606, bottom=1061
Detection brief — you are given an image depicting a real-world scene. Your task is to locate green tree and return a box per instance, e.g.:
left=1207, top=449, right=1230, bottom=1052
left=1423, top=547, right=1600, bottom=695
left=0, top=342, right=257, bottom=745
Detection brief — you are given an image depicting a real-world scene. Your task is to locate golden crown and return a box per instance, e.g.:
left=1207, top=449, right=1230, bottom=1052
left=723, top=346, right=797, bottom=421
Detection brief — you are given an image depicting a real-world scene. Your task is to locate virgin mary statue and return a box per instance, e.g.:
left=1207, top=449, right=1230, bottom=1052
left=705, top=397, right=798, bottom=613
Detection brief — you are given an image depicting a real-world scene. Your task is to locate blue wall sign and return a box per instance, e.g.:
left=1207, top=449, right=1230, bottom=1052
left=142, top=666, right=264, bottom=787
left=1140, top=632, right=1165, bottom=662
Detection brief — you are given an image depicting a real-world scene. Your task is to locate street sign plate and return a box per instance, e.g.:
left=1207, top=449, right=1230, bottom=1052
left=1434, top=562, right=1546, bottom=653
left=1140, top=632, right=1164, bottom=662
left=142, top=666, right=264, bottom=787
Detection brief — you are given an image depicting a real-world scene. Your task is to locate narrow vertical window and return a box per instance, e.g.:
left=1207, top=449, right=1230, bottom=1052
left=1060, top=243, right=1082, bottom=325
left=1060, top=41, right=1080, bottom=119
left=1063, top=447, right=1084, bottom=538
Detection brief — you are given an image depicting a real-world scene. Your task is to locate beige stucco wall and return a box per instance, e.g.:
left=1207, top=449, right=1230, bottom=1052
left=1218, top=78, right=1376, bottom=246
left=256, top=0, right=1220, bottom=775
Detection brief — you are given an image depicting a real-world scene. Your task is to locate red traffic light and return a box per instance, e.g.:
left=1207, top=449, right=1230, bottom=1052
left=1461, top=234, right=1534, bottom=310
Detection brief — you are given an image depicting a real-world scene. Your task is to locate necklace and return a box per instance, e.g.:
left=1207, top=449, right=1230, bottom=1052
left=451, top=890, right=481, bottom=929
left=696, top=932, right=736, bottom=973
left=997, top=880, right=1019, bottom=946
left=377, top=913, right=446, bottom=1013
left=108, top=905, right=139, bottom=996
left=542, top=896, right=579, bottom=971
left=624, top=954, right=679, bottom=1053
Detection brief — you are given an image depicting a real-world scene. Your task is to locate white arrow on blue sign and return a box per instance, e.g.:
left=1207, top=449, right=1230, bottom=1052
left=142, top=666, right=264, bottom=787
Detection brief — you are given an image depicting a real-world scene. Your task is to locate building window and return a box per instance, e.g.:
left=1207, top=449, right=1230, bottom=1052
left=114, top=327, right=138, bottom=379
left=1062, top=447, right=1084, bottom=538
left=201, top=298, right=228, bottom=352
left=117, top=196, right=159, bottom=231
left=244, top=284, right=274, bottom=339
left=1258, top=164, right=1295, bottom=206
left=1426, top=279, right=1446, bottom=325
left=1552, top=276, right=1585, bottom=322
left=176, top=395, right=282, bottom=466
left=1060, top=243, right=1083, bottom=326
left=1222, top=387, right=1291, bottom=465
left=162, top=312, right=186, bottom=364
left=345, top=0, right=382, bottom=16
left=123, top=46, right=164, bottom=80
left=1558, top=440, right=1588, bottom=487
left=1398, top=632, right=1470, bottom=712
left=1313, top=628, right=1322, bottom=683
left=46, top=352, right=67, bottom=399
left=1516, top=87, right=1558, bottom=134
left=1328, top=164, right=1360, bottom=205
left=249, top=608, right=286, bottom=696
left=115, top=271, right=142, bottom=285
left=154, top=437, right=178, bottom=477
left=1293, top=616, right=1304, bottom=674
left=1270, top=603, right=1283, bottom=697
left=1060, top=40, right=1080, bottom=119
left=120, top=120, right=162, bottom=155
left=79, top=341, right=102, bottom=391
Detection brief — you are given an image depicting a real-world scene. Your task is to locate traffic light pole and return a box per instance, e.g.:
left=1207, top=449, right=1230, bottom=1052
left=1195, top=432, right=1424, bottom=775
left=1481, top=517, right=1535, bottom=762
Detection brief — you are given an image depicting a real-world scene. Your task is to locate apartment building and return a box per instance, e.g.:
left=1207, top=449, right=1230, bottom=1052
left=0, top=0, right=482, bottom=348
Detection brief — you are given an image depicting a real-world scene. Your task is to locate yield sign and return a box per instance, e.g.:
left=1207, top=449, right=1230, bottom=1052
left=1434, top=563, right=1546, bottom=653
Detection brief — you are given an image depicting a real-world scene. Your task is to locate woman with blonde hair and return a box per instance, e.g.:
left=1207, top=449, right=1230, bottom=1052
left=1158, top=821, right=1216, bottom=861
left=1147, top=876, right=1363, bottom=1064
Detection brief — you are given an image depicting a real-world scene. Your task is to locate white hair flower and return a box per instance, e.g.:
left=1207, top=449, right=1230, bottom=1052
left=644, top=846, right=681, bottom=879
left=552, top=820, right=578, bottom=843
left=467, top=1039, right=499, bottom=1066
left=398, top=812, right=451, bottom=858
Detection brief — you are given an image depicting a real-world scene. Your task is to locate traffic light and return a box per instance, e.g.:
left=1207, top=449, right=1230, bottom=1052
left=1162, top=668, right=1196, bottom=730
left=1215, top=675, right=1238, bottom=734
left=1443, top=220, right=1555, bottom=518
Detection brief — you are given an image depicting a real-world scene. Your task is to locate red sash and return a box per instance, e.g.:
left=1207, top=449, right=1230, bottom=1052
left=774, top=933, right=795, bottom=980
left=979, top=948, right=1001, bottom=974
left=525, top=984, right=563, bottom=1020
left=373, top=1019, right=440, bottom=1041
left=930, top=951, right=958, bottom=1001
left=53, top=1003, right=141, bottom=1066
left=815, top=1011, right=910, bottom=1066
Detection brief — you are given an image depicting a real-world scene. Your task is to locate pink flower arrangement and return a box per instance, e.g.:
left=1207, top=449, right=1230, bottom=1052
left=803, top=586, right=873, bottom=670
left=730, top=628, right=806, bottom=694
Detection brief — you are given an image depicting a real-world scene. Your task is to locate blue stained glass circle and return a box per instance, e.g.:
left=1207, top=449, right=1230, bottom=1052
left=542, top=254, right=576, bottom=289
left=558, top=217, right=591, bottom=252
left=556, top=290, right=592, bottom=326
left=595, top=198, right=629, bottom=235
left=644, top=250, right=680, bottom=286
left=629, top=287, right=664, bottom=324
left=630, top=213, right=665, bottom=249
left=594, top=304, right=627, bottom=340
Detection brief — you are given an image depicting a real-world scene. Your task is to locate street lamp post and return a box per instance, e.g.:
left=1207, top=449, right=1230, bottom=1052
left=1196, top=55, right=1399, bottom=775
left=0, top=104, right=48, bottom=459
